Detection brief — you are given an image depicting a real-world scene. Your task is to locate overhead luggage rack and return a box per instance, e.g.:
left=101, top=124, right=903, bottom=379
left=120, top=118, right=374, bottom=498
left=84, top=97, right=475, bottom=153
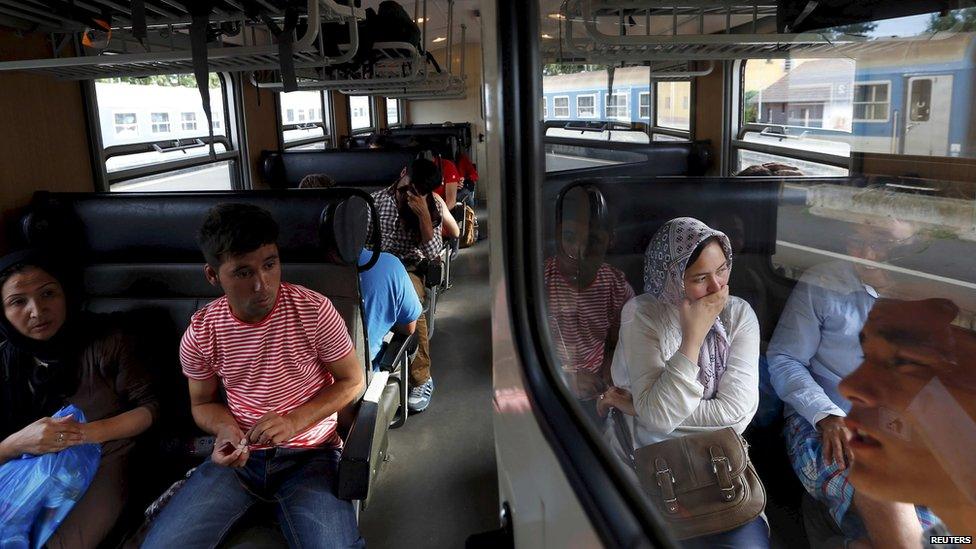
left=0, top=0, right=367, bottom=80
left=252, top=42, right=427, bottom=91
left=545, top=0, right=922, bottom=63
left=342, top=73, right=466, bottom=99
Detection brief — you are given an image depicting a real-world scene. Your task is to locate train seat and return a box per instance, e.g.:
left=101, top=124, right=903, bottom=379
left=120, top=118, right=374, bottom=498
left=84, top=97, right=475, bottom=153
left=20, top=189, right=406, bottom=545
left=262, top=149, right=417, bottom=190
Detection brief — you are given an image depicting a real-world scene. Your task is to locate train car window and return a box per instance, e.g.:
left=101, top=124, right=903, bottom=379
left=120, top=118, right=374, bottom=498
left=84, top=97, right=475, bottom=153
left=279, top=90, right=331, bottom=150
left=386, top=98, right=401, bottom=127
left=349, top=95, right=374, bottom=132
left=533, top=3, right=976, bottom=546
left=93, top=73, right=240, bottom=192
left=655, top=81, right=691, bottom=131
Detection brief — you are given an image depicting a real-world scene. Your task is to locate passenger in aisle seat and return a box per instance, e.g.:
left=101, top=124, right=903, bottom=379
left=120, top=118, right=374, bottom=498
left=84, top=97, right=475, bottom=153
left=370, top=159, right=445, bottom=413
left=840, top=298, right=976, bottom=542
left=297, top=174, right=423, bottom=367
left=545, top=184, right=634, bottom=421
left=598, top=217, right=767, bottom=548
left=142, top=204, right=364, bottom=548
left=767, top=217, right=935, bottom=548
left=0, top=249, right=160, bottom=549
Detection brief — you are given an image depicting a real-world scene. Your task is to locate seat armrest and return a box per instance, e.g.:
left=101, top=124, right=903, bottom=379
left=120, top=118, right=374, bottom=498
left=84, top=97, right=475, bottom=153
left=425, top=259, right=444, bottom=289
left=337, top=371, right=399, bottom=505
left=377, top=332, right=419, bottom=374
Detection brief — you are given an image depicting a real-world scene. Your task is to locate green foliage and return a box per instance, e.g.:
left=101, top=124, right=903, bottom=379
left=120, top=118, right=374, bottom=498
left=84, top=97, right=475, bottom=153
left=743, top=89, right=759, bottom=123
left=98, top=74, right=221, bottom=88
left=926, top=8, right=976, bottom=32
left=822, top=22, right=878, bottom=39
left=543, top=63, right=605, bottom=76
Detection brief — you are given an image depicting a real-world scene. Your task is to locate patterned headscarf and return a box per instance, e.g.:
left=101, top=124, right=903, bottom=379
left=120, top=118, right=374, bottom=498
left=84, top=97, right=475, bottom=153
left=643, top=217, right=733, bottom=399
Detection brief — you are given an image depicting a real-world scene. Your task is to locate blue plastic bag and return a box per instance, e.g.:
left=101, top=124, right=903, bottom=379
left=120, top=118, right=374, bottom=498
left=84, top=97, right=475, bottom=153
left=0, top=405, right=101, bottom=549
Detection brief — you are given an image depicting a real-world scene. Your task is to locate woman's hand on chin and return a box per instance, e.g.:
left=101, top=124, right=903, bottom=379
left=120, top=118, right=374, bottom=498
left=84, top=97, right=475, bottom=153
left=8, top=415, right=86, bottom=455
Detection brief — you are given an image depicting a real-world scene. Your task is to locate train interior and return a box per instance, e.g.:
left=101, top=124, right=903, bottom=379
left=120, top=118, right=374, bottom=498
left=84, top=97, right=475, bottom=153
left=1, top=0, right=975, bottom=547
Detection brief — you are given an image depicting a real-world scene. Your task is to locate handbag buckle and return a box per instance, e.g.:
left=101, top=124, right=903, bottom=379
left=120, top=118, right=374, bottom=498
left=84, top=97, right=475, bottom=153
left=655, top=467, right=676, bottom=490
left=711, top=456, right=731, bottom=475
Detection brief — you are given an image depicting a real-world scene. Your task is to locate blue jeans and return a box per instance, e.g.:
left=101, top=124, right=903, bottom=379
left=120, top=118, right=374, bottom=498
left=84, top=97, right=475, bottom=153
left=143, top=447, right=363, bottom=549
left=680, top=517, right=769, bottom=549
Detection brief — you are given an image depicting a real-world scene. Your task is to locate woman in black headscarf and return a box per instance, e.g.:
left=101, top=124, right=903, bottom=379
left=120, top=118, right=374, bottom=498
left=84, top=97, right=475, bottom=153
left=0, top=249, right=159, bottom=549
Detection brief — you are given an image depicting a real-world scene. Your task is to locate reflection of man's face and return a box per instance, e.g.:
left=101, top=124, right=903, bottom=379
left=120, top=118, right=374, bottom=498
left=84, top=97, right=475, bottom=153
left=557, top=217, right=611, bottom=288
left=845, top=220, right=914, bottom=290
left=839, top=299, right=976, bottom=508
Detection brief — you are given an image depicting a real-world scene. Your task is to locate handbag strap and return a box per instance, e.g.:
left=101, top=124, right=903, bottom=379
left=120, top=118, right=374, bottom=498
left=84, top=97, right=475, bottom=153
left=709, top=445, right=736, bottom=502
left=608, top=408, right=636, bottom=469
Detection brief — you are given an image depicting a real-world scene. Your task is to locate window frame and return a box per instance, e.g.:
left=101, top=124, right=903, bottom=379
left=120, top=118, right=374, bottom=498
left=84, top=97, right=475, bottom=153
left=386, top=97, right=402, bottom=128
left=852, top=80, right=891, bottom=123
left=279, top=90, right=333, bottom=150
left=732, top=60, right=851, bottom=175
left=605, top=91, right=630, bottom=120
left=150, top=112, right=170, bottom=134
left=113, top=111, right=138, bottom=135
left=87, top=72, right=245, bottom=191
left=180, top=111, right=198, bottom=132
left=349, top=94, right=375, bottom=134
left=638, top=91, right=650, bottom=119
left=553, top=95, right=570, bottom=118
left=542, top=97, right=549, bottom=119
left=654, top=80, right=693, bottom=133
left=576, top=93, right=598, bottom=118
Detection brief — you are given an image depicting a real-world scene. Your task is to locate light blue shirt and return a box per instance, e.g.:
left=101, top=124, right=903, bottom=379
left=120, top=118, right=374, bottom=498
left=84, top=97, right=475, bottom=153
left=766, top=261, right=878, bottom=427
left=358, top=250, right=423, bottom=364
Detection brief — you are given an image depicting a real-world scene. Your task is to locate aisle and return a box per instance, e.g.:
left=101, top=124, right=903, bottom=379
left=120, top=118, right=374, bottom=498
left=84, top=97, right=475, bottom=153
left=360, top=231, right=498, bottom=548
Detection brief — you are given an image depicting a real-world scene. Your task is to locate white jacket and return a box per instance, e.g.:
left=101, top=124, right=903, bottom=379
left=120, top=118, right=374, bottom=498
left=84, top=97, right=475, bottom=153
left=610, top=294, right=760, bottom=448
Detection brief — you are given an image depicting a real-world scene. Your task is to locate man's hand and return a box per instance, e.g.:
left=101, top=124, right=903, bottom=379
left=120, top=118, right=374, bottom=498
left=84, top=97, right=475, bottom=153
left=597, top=387, right=637, bottom=418
left=817, top=415, right=854, bottom=470
left=212, top=423, right=249, bottom=468
left=246, top=412, right=300, bottom=447
left=569, top=370, right=606, bottom=401
left=406, top=193, right=431, bottom=223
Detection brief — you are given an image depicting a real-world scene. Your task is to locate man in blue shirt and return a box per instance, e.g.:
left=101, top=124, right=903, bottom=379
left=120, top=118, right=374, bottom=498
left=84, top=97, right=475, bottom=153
left=768, top=218, right=935, bottom=548
left=358, top=249, right=423, bottom=367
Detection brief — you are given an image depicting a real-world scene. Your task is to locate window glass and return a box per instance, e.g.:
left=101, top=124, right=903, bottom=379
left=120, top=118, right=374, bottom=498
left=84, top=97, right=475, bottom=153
left=910, top=79, right=933, bottom=122
left=109, top=160, right=235, bottom=192
left=553, top=96, right=570, bottom=118
left=94, top=73, right=235, bottom=191
left=605, top=92, right=629, bottom=120
left=350, top=95, right=373, bottom=131
left=386, top=98, right=400, bottom=125
left=151, top=112, right=170, bottom=133
left=655, top=81, right=691, bottom=131
left=279, top=90, right=328, bottom=146
left=577, top=95, right=597, bottom=118
left=639, top=92, right=650, bottom=119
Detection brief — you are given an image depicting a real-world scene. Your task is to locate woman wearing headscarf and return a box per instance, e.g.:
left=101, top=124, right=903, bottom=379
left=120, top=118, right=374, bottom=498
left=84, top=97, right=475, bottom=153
left=598, top=217, right=765, bottom=547
left=0, top=249, right=159, bottom=549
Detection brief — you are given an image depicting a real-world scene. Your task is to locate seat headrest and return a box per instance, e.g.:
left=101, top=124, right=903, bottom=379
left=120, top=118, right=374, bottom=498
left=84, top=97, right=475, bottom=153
left=23, top=189, right=379, bottom=267
left=261, top=150, right=417, bottom=189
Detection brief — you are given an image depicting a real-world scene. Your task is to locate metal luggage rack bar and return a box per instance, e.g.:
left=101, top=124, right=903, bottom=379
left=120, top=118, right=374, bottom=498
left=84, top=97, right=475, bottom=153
left=253, top=42, right=427, bottom=91
left=548, top=0, right=909, bottom=62
left=0, top=0, right=369, bottom=79
left=341, top=73, right=466, bottom=99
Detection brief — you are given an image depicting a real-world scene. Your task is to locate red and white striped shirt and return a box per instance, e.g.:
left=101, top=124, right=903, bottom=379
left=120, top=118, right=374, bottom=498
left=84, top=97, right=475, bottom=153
left=545, top=257, right=635, bottom=375
left=180, top=282, right=354, bottom=449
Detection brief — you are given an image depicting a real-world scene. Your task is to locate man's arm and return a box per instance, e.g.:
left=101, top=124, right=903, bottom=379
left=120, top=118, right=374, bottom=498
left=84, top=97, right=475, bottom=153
left=189, top=376, right=250, bottom=467
left=247, top=350, right=364, bottom=446
left=392, top=320, right=418, bottom=335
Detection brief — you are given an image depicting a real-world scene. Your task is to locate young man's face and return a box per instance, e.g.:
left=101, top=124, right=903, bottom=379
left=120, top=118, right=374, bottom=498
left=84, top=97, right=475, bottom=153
left=206, top=243, right=281, bottom=323
left=839, top=299, right=976, bottom=508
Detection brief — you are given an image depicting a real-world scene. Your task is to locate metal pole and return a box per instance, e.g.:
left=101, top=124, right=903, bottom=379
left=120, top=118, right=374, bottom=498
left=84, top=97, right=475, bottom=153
left=460, top=23, right=466, bottom=77
left=422, top=0, right=428, bottom=52
left=446, top=0, right=454, bottom=75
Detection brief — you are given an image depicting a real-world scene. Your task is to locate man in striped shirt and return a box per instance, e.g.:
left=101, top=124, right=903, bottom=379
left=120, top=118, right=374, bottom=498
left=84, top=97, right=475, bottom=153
left=144, top=203, right=365, bottom=548
left=546, top=184, right=634, bottom=421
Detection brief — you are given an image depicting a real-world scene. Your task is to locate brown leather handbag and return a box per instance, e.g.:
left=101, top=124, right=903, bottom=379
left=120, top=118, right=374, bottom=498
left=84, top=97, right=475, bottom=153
left=611, top=411, right=765, bottom=540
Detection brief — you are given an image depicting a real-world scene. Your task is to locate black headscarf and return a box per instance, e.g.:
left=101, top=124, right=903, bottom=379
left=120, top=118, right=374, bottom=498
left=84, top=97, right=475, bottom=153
left=0, top=249, right=86, bottom=439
